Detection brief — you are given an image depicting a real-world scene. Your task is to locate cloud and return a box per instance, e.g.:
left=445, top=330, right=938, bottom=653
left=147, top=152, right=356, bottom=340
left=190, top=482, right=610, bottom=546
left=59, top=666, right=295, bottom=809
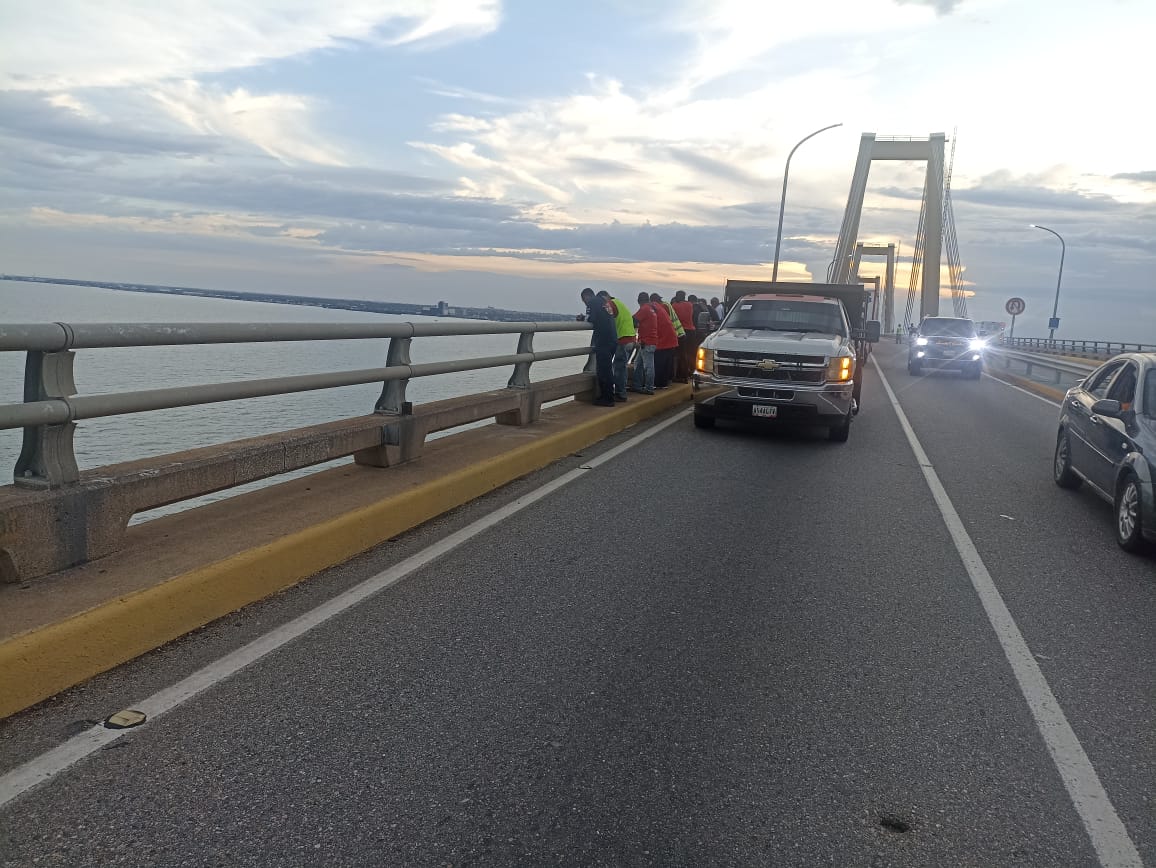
left=1113, top=170, right=1156, bottom=185
left=150, top=81, right=346, bottom=166
left=895, top=0, right=963, bottom=13
left=0, top=1, right=502, bottom=90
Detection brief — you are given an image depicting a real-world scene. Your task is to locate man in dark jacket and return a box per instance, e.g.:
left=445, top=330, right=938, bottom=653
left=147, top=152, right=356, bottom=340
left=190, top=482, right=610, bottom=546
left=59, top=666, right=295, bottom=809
left=578, top=287, right=617, bottom=406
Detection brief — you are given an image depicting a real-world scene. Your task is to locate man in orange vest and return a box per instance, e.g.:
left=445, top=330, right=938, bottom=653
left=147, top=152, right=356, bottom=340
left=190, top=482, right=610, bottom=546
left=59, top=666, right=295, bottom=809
left=671, top=290, right=697, bottom=383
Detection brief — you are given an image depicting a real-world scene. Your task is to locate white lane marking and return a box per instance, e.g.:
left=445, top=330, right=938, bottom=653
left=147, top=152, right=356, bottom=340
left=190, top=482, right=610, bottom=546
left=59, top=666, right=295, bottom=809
left=871, top=356, right=1142, bottom=868
left=0, top=408, right=692, bottom=811
left=983, top=371, right=1062, bottom=408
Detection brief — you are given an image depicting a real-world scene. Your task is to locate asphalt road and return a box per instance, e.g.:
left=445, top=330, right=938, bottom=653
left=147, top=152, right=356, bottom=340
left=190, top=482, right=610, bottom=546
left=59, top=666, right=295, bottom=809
left=1, top=342, right=1152, bottom=867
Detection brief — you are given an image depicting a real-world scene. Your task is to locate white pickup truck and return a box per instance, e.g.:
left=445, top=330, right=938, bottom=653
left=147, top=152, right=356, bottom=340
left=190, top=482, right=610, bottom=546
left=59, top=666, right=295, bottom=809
left=692, top=287, right=880, bottom=443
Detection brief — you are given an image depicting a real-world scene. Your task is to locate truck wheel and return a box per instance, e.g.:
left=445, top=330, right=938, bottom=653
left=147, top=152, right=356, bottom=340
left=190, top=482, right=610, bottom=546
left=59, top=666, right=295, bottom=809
left=828, top=412, right=852, bottom=443
left=908, top=359, right=921, bottom=375
left=693, top=411, right=715, bottom=430
left=969, top=362, right=983, bottom=380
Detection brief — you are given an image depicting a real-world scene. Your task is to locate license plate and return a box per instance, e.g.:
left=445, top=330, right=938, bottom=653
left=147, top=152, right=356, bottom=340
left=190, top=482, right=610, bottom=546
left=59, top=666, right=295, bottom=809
left=752, top=404, right=778, bottom=418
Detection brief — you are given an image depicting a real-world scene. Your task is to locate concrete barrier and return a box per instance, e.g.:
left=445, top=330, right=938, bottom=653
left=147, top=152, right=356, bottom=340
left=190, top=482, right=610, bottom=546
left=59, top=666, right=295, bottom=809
left=0, top=385, right=690, bottom=719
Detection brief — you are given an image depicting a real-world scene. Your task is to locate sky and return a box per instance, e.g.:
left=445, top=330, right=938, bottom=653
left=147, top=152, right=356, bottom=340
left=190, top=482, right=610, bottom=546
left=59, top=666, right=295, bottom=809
left=1, top=0, right=1153, bottom=338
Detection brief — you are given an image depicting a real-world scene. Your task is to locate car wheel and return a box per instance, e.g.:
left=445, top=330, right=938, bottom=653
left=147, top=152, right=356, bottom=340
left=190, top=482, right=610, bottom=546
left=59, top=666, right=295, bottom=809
left=693, top=411, right=715, bottom=430
left=1053, top=431, right=1082, bottom=489
left=1115, top=474, right=1147, bottom=553
left=828, top=412, right=852, bottom=443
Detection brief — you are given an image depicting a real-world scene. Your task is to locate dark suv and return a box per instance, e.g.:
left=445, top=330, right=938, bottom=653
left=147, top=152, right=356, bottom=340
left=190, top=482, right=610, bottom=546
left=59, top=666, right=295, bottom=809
left=1054, top=352, right=1156, bottom=552
left=908, top=317, right=984, bottom=379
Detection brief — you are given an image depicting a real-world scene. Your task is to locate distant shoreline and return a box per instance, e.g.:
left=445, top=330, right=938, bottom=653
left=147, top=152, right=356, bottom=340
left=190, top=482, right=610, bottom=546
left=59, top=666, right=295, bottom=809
left=0, top=274, right=574, bottom=323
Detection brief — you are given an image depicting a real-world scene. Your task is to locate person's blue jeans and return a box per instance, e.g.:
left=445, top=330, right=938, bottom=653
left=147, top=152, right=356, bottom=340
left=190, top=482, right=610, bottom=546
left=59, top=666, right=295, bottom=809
left=632, top=344, right=655, bottom=392
left=612, top=341, right=634, bottom=397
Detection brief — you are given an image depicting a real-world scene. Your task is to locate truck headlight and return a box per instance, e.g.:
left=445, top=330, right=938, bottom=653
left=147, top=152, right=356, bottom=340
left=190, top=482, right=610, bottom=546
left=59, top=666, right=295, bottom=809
left=827, top=356, right=854, bottom=382
left=915, top=337, right=928, bottom=346
left=969, top=338, right=986, bottom=351
left=696, top=347, right=715, bottom=374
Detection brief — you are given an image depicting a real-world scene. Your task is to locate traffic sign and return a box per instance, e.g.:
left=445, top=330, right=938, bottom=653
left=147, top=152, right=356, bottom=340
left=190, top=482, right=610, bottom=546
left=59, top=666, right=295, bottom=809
left=1005, top=297, right=1026, bottom=316
left=1048, top=317, right=1060, bottom=330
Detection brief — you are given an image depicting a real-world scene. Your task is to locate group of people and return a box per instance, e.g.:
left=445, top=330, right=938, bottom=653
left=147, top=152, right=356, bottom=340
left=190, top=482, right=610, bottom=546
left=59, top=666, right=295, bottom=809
left=894, top=323, right=918, bottom=343
left=578, top=288, right=726, bottom=406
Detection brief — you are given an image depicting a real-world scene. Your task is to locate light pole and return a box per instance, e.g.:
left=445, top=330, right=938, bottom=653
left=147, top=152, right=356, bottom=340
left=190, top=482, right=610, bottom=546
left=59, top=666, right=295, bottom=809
left=1030, top=223, right=1066, bottom=341
left=771, top=123, right=842, bottom=285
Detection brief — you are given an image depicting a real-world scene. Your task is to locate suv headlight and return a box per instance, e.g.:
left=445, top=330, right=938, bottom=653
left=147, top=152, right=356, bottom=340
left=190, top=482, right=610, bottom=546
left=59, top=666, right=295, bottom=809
left=969, top=338, right=986, bottom=351
left=696, top=347, right=715, bottom=374
left=826, top=355, right=854, bottom=382
left=915, top=337, right=928, bottom=346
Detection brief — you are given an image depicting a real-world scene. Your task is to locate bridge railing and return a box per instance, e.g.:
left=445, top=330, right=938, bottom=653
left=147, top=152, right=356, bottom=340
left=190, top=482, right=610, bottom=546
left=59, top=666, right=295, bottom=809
left=986, top=346, right=1096, bottom=391
left=0, top=320, right=595, bottom=582
left=1000, top=336, right=1156, bottom=358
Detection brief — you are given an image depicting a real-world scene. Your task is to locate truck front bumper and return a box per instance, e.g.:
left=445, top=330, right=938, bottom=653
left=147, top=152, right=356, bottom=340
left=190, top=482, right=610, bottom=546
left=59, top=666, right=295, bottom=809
left=692, top=375, right=854, bottom=424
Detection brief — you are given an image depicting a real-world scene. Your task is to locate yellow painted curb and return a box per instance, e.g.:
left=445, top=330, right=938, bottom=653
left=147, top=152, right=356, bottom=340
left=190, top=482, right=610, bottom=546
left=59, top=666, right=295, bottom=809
left=0, top=388, right=689, bottom=719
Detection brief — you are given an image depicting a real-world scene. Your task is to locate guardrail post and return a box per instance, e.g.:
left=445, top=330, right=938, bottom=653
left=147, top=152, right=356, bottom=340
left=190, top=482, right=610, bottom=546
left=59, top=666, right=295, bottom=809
left=13, top=350, right=79, bottom=489
left=358, top=335, right=422, bottom=467
left=507, top=330, right=533, bottom=389
left=498, top=330, right=536, bottom=427
left=583, top=336, right=596, bottom=373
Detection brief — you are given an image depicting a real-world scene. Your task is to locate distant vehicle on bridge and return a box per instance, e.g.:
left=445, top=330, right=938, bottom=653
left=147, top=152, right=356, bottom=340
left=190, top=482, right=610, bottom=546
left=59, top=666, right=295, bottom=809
left=1053, top=352, right=1156, bottom=552
left=908, top=317, right=985, bottom=379
left=974, top=320, right=1006, bottom=338
left=692, top=281, right=880, bottom=442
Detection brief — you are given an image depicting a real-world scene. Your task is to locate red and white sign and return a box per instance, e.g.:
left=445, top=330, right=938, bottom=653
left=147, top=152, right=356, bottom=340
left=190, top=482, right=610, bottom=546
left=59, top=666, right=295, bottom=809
left=1005, top=297, right=1026, bottom=316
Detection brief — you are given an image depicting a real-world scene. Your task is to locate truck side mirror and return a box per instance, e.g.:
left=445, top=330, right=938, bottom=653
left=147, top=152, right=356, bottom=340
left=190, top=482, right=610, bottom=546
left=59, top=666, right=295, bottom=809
left=863, top=320, right=881, bottom=343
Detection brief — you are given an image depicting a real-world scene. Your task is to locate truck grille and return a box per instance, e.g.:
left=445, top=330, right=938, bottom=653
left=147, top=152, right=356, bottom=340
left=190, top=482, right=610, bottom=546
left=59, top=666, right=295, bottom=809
left=716, top=351, right=827, bottom=384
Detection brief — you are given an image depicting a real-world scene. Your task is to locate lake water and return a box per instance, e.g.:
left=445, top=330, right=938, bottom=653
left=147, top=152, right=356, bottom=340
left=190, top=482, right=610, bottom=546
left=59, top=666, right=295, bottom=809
left=0, top=280, right=590, bottom=519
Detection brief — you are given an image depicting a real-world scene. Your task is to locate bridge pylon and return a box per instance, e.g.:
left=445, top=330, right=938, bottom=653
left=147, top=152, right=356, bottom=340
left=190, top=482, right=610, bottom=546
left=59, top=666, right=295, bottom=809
left=830, top=133, right=946, bottom=322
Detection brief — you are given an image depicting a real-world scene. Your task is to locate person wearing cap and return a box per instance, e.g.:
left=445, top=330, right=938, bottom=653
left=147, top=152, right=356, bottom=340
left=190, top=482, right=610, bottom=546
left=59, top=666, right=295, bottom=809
left=577, top=287, right=617, bottom=406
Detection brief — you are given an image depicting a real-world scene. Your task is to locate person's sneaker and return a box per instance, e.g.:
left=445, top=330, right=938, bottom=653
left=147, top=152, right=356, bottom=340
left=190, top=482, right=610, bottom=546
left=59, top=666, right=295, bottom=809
left=593, top=398, right=616, bottom=407
left=614, top=394, right=627, bottom=402
left=643, top=388, right=656, bottom=395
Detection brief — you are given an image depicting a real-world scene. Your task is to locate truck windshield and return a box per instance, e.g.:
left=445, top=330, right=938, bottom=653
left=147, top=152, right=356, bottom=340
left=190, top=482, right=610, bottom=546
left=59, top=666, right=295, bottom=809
left=920, top=318, right=975, bottom=338
left=725, top=299, right=845, bottom=336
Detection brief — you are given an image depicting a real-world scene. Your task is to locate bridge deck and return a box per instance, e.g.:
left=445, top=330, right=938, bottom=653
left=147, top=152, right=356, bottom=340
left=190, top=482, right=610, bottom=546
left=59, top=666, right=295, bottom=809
left=1, top=343, right=1152, bottom=866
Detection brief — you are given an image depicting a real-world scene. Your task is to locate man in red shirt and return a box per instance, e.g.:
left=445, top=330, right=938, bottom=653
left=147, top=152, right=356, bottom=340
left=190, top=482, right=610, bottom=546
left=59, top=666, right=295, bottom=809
left=630, top=292, right=658, bottom=394
left=650, top=292, right=679, bottom=388
left=671, top=290, right=697, bottom=383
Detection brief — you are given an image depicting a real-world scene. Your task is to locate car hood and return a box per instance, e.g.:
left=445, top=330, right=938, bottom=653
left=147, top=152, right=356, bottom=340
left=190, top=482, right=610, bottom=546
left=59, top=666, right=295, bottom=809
left=703, top=328, right=848, bottom=356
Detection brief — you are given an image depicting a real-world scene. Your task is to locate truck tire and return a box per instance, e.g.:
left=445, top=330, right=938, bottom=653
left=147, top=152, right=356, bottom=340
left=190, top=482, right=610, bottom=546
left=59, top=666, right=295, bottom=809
left=693, top=410, right=715, bottom=430
left=968, top=362, right=982, bottom=380
left=828, top=412, right=852, bottom=443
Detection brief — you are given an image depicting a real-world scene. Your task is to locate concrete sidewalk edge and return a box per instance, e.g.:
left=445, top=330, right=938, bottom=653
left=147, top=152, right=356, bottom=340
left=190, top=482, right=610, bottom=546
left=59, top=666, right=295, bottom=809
left=0, top=388, right=690, bottom=720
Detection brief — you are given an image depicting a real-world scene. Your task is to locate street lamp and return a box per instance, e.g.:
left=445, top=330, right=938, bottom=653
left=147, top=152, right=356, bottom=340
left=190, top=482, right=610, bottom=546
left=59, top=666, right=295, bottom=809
left=1030, top=223, right=1066, bottom=341
left=771, top=123, right=843, bottom=285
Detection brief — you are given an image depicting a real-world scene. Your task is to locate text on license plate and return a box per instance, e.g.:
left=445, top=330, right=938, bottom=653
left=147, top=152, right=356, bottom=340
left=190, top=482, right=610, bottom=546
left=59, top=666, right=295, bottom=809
left=751, top=404, right=778, bottom=418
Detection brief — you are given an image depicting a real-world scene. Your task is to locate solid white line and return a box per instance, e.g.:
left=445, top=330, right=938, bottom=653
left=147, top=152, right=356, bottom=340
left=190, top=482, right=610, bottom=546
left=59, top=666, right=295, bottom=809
left=0, top=408, right=692, bottom=811
left=871, top=355, right=1142, bottom=868
left=983, top=371, right=1062, bottom=408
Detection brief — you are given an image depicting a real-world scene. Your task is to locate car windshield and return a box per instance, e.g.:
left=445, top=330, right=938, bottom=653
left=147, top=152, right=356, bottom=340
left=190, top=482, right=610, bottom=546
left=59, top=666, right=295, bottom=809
left=1145, top=370, right=1156, bottom=418
left=920, top=318, right=976, bottom=338
left=724, top=299, right=846, bottom=336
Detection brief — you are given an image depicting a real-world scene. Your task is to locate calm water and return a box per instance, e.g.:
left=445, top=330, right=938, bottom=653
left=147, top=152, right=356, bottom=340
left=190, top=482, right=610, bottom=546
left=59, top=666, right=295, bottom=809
left=0, top=280, right=588, bottom=519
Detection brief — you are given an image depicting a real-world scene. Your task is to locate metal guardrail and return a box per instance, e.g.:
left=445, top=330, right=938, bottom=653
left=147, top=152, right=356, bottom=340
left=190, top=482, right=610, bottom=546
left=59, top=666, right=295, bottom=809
left=1002, top=336, right=1156, bottom=357
left=987, top=346, right=1096, bottom=390
left=0, top=320, right=594, bottom=488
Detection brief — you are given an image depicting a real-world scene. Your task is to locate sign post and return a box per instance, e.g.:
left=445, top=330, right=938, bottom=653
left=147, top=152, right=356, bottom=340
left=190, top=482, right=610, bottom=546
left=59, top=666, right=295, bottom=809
left=1005, top=297, right=1026, bottom=339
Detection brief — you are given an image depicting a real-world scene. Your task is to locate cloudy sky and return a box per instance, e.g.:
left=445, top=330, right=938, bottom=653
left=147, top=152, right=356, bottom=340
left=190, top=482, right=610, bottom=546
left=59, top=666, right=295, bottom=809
left=1, top=0, right=1153, bottom=338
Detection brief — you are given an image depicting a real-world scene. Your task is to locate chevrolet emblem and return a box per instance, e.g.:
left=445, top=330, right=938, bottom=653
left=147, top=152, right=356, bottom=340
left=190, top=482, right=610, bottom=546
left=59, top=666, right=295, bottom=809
left=756, top=358, right=780, bottom=371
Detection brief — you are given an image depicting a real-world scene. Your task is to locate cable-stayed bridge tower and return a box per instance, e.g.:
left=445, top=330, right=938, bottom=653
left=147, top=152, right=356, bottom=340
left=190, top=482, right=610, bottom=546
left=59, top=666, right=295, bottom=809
left=828, top=132, right=965, bottom=325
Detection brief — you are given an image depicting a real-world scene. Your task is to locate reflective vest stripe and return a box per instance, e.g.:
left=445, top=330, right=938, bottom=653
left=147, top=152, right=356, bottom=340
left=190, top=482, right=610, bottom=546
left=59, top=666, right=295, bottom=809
left=662, top=302, right=686, bottom=338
